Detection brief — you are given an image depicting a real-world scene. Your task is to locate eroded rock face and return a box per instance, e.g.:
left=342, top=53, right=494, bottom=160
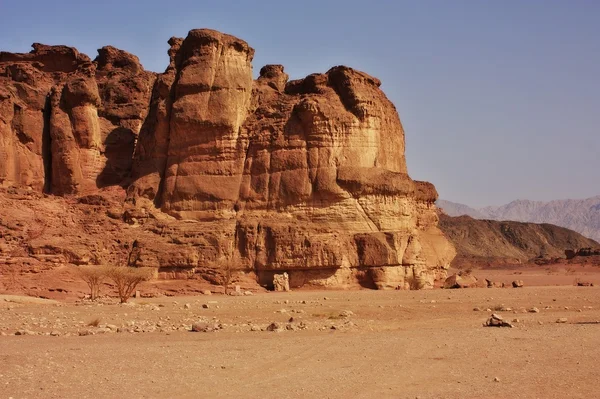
left=128, top=29, right=454, bottom=289
left=0, top=43, right=155, bottom=194
left=0, top=29, right=455, bottom=289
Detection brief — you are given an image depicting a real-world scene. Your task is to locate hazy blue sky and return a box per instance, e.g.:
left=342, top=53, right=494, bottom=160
left=1, top=1, right=598, bottom=206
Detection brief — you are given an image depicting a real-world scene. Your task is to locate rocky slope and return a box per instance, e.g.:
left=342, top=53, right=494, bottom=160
left=0, top=29, right=455, bottom=291
left=438, top=197, right=600, bottom=242
left=439, top=214, right=600, bottom=268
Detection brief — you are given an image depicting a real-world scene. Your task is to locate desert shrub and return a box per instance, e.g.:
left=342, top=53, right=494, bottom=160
left=216, top=252, right=243, bottom=294
left=78, top=265, right=108, bottom=301
left=105, top=266, right=154, bottom=303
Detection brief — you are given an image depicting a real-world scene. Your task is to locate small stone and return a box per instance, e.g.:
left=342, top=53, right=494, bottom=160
left=50, top=331, right=61, bottom=336
left=202, top=290, right=212, bottom=295
left=339, top=310, right=354, bottom=318
left=184, top=303, right=191, bottom=309
left=473, top=307, right=483, bottom=311
left=191, top=322, right=219, bottom=332
left=528, top=307, right=540, bottom=313
left=493, top=377, right=500, bottom=382
left=556, top=318, right=568, bottom=323
left=266, top=322, right=283, bottom=332
left=512, top=280, right=524, bottom=288
left=484, top=313, right=513, bottom=328
left=202, top=304, right=209, bottom=309
left=243, top=291, right=253, bottom=296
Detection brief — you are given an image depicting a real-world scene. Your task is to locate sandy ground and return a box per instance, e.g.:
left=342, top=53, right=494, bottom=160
left=2, top=285, right=600, bottom=399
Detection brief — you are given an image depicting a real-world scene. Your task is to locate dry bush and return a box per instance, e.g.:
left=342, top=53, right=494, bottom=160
left=105, top=266, right=154, bottom=303
left=78, top=265, right=107, bottom=301
left=216, top=252, right=243, bottom=294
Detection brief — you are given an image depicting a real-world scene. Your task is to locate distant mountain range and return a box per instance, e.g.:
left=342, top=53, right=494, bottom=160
left=437, top=196, right=600, bottom=243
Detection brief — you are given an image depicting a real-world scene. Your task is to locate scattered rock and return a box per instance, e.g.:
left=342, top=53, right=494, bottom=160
left=486, top=279, right=504, bottom=288
left=556, top=318, right=568, bottom=323
left=202, top=304, right=209, bottom=309
left=512, top=280, right=524, bottom=288
left=191, top=322, right=220, bottom=333
left=528, top=307, right=540, bottom=313
left=15, top=330, right=36, bottom=336
left=266, top=322, right=284, bottom=332
left=444, top=273, right=478, bottom=289
left=576, top=281, right=594, bottom=287
left=484, top=313, right=514, bottom=328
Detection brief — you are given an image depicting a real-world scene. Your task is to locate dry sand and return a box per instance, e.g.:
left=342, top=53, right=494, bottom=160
left=1, top=283, right=600, bottom=399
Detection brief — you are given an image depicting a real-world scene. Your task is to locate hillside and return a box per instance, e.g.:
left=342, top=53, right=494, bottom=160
left=438, top=197, right=600, bottom=242
left=439, top=214, right=600, bottom=268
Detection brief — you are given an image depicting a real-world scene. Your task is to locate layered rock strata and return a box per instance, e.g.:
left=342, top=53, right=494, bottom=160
left=0, top=29, right=455, bottom=289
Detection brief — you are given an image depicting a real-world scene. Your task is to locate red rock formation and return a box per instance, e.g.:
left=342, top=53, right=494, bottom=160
left=0, top=43, right=155, bottom=194
left=0, top=29, right=455, bottom=290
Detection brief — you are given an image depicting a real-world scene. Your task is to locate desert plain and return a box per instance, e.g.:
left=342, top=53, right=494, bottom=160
left=2, top=266, right=600, bottom=399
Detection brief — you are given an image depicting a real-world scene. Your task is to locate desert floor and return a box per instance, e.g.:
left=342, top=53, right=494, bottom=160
left=2, top=279, right=600, bottom=399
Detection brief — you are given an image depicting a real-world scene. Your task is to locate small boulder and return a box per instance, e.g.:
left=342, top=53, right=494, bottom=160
left=512, top=280, right=524, bottom=288
left=484, top=313, right=513, bottom=328
left=273, top=273, right=290, bottom=292
left=444, top=273, right=478, bottom=289
left=191, top=322, right=219, bottom=333
left=266, top=322, right=284, bottom=332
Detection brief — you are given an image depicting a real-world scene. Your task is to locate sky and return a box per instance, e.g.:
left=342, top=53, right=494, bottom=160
left=1, top=1, right=598, bottom=207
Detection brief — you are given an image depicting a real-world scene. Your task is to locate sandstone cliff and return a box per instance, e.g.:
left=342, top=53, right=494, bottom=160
left=0, top=29, right=455, bottom=290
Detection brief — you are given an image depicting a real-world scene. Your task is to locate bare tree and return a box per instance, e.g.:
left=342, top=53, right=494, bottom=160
left=105, top=266, right=154, bottom=303
left=217, top=251, right=243, bottom=295
left=78, top=265, right=107, bottom=301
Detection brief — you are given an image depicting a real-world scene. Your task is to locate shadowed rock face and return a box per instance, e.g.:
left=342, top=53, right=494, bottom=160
left=0, top=29, right=455, bottom=289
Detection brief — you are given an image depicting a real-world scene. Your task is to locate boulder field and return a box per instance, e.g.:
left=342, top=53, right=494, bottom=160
left=0, top=29, right=455, bottom=290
